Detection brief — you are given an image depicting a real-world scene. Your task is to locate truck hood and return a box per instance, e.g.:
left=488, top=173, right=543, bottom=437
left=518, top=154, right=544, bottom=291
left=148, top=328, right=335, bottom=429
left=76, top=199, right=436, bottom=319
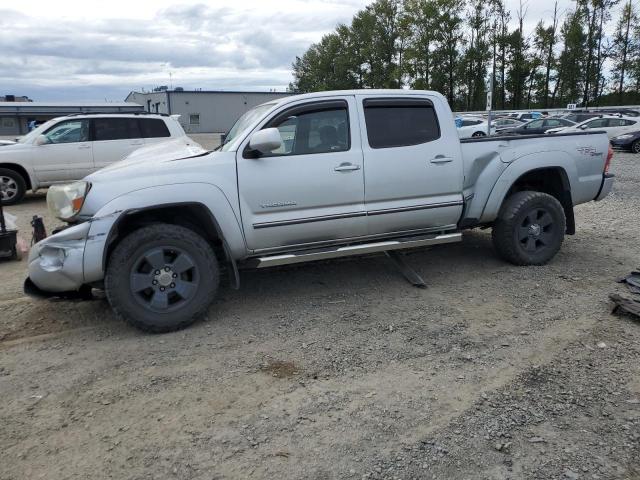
left=96, top=137, right=207, bottom=173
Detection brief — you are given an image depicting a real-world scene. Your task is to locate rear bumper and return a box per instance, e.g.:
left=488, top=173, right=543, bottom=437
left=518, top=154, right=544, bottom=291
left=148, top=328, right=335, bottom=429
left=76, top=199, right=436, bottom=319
left=595, top=173, right=615, bottom=201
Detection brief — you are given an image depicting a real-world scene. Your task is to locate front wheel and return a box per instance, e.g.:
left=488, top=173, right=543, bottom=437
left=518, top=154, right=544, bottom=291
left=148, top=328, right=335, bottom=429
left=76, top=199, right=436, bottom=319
left=492, top=191, right=566, bottom=266
left=632, top=140, right=640, bottom=154
left=105, top=224, right=220, bottom=333
left=472, top=131, right=486, bottom=137
left=0, top=168, right=27, bottom=205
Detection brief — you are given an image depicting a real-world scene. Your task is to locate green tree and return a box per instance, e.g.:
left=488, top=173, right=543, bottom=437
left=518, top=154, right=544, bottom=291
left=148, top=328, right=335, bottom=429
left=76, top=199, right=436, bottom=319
left=611, top=0, right=638, bottom=101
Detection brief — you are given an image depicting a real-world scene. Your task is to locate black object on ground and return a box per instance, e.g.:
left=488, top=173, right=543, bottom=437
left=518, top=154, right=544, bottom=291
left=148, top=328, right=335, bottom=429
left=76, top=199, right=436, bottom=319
left=617, top=271, right=640, bottom=294
left=610, top=293, right=640, bottom=320
left=384, top=251, right=427, bottom=289
left=0, top=184, right=18, bottom=260
left=30, top=215, right=47, bottom=244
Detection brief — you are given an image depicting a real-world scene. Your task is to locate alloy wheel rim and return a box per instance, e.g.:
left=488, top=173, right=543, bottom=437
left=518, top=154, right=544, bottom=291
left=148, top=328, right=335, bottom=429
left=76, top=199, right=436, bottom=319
left=517, top=208, right=555, bottom=253
left=130, top=246, right=199, bottom=312
left=0, top=176, right=17, bottom=200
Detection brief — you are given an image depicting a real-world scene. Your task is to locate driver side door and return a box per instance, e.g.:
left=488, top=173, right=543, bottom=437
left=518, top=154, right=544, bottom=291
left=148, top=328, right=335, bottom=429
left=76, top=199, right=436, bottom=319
left=237, top=96, right=366, bottom=251
left=32, top=119, right=94, bottom=183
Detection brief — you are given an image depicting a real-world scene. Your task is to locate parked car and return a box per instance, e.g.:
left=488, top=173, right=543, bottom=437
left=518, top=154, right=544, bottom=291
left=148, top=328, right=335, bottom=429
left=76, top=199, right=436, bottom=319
left=456, top=116, right=496, bottom=138
left=561, top=112, right=608, bottom=123
left=498, top=118, right=576, bottom=136
left=492, top=117, right=525, bottom=132
left=610, top=130, right=640, bottom=153
left=598, top=108, right=639, bottom=117
left=0, top=113, right=202, bottom=205
left=547, top=116, right=640, bottom=139
left=25, top=89, right=614, bottom=333
left=508, top=112, right=543, bottom=121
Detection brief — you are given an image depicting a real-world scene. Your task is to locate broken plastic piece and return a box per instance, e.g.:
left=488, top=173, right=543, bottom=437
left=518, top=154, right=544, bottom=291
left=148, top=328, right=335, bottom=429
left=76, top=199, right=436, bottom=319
left=610, top=294, right=640, bottom=320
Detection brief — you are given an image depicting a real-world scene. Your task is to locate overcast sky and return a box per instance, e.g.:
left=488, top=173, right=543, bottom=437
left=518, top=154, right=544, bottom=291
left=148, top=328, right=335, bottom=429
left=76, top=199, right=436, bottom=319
left=0, top=0, right=621, bottom=102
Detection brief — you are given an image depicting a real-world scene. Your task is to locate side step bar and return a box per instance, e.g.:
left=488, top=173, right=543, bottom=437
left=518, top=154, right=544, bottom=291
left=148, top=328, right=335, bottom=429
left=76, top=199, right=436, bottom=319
left=254, top=232, right=462, bottom=268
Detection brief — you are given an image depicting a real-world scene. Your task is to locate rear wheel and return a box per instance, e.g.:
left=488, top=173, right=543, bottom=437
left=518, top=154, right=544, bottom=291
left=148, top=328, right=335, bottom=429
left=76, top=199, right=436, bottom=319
left=0, top=168, right=26, bottom=205
left=472, top=131, right=486, bottom=137
left=105, top=224, right=220, bottom=333
left=492, top=191, right=566, bottom=266
left=632, top=140, right=640, bottom=154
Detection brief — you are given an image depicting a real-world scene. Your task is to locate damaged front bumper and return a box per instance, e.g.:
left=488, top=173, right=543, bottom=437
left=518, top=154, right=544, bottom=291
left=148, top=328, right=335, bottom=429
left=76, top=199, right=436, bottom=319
left=24, top=222, right=91, bottom=296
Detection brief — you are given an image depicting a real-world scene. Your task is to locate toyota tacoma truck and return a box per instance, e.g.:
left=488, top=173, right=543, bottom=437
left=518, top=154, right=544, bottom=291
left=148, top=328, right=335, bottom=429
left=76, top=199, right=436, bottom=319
left=24, top=90, right=615, bottom=332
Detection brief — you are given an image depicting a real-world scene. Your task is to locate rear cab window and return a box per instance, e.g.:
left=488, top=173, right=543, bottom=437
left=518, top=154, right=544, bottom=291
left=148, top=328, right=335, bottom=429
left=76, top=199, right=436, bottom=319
left=363, top=98, right=440, bottom=149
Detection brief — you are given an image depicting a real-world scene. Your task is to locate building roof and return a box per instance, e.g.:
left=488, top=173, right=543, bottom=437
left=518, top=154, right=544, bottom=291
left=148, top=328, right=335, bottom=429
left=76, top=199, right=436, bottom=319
left=126, top=90, right=292, bottom=98
left=0, top=102, right=144, bottom=115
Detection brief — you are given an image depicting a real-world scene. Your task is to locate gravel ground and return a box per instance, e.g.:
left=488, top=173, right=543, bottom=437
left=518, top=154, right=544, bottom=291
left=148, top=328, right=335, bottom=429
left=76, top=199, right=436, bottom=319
left=0, top=150, right=639, bottom=480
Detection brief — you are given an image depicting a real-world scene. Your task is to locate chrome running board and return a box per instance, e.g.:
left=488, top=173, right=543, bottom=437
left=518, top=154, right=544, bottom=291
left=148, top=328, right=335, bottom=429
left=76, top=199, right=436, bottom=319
left=254, top=232, right=462, bottom=268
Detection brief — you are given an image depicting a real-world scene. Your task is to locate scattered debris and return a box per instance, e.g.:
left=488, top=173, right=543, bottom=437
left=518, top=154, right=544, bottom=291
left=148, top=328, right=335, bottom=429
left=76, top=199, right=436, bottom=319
left=610, top=294, right=640, bottom=320
left=617, top=271, right=640, bottom=294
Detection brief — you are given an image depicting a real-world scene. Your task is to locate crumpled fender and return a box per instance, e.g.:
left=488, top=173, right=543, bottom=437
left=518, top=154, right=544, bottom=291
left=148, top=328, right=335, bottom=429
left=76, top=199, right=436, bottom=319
left=83, top=182, right=246, bottom=284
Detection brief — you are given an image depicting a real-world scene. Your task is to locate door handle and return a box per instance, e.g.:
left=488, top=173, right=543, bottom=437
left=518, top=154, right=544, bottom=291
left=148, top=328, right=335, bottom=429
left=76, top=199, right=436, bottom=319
left=78, top=145, right=91, bottom=150
left=334, top=163, right=361, bottom=172
left=430, top=156, right=453, bottom=164
left=130, top=140, right=144, bottom=146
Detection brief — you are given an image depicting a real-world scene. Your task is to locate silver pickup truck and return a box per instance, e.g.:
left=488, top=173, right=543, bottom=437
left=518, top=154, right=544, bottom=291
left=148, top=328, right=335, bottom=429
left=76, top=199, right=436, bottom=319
left=24, top=90, right=614, bottom=332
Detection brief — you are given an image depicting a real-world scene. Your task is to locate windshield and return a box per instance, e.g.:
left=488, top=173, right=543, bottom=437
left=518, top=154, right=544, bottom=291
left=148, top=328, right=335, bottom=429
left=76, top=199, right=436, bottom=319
left=17, top=119, right=58, bottom=143
left=219, top=103, right=276, bottom=151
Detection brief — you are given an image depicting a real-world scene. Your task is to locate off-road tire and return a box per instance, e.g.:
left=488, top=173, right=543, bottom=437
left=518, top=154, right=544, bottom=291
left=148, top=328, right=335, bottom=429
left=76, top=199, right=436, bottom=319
left=492, top=191, right=566, bottom=266
left=0, top=168, right=27, bottom=205
left=632, top=140, right=640, bottom=154
left=105, top=224, right=220, bottom=333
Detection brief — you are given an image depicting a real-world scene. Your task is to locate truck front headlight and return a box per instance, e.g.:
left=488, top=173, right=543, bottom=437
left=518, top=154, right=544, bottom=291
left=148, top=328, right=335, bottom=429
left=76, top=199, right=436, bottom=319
left=47, top=181, right=91, bottom=221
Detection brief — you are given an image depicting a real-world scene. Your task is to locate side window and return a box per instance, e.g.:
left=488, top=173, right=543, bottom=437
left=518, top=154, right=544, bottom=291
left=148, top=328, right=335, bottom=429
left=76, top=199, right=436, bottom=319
left=526, top=120, right=544, bottom=128
left=94, top=118, right=141, bottom=141
left=263, top=103, right=349, bottom=157
left=544, top=119, right=562, bottom=127
left=607, top=119, right=624, bottom=127
left=43, top=120, right=89, bottom=144
left=586, top=119, right=607, bottom=128
left=363, top=98, right=440, bottom=149
left=140, top=119, right=171, bottom=138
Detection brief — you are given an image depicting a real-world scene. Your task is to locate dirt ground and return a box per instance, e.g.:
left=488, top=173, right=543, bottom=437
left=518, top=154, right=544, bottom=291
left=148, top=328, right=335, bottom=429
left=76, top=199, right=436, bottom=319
left=1, top=150, right=639, bottom=480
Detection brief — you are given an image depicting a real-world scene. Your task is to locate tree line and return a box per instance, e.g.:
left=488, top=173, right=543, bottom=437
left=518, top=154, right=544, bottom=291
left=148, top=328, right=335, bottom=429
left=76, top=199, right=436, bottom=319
left=290, top=0, right=640, bottom=111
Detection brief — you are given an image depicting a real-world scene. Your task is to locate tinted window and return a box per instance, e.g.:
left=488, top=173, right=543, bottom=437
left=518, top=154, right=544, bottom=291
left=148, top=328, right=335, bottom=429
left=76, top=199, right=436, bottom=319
left=140, top=118, right=170, bottom=138
left=623, top=119, right=637, bottom=126
left=43, top=120, right=89, bottom=144
left=586, top=118, right=607, bottom=128
left=364, top=99, right=440, bottom=149
left=544, top=119, right=563, bottom=127
left=607, top=119, right=625, bottom=127
left=265, top=105, right=349, bottom=156
left=461, top=119, right=482, bottom=127
left=94, top=118, right=141, bottom=141
left=525, top=120, right=544, bottom=128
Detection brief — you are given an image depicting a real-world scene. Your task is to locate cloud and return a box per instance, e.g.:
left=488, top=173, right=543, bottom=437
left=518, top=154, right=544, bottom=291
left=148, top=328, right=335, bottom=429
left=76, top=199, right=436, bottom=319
left=0, top=1, right=369, bottom=101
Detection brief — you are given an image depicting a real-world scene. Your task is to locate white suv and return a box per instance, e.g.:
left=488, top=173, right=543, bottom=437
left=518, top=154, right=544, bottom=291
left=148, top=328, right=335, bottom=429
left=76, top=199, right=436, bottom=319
left=0, top=113, right=202, bottom=204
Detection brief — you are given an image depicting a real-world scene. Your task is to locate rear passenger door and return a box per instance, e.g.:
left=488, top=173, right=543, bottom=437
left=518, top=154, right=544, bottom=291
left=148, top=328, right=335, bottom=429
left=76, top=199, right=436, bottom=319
left=91, top=117, right=146, bottom=171
left=358, top=96, right=464, bottom=236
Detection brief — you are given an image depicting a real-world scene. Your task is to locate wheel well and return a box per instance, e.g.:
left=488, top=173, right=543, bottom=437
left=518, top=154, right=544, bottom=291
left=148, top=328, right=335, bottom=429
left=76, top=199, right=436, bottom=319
left=0, top=163, right=32, bottom=190
left=505, top=167, right=575, bottom=235
left=104, top=203, right=227, bottom=269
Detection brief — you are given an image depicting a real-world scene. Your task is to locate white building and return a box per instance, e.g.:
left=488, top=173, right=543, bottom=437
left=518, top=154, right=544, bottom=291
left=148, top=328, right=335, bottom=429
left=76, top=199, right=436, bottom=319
left=125, top=89, right=293, bottom=134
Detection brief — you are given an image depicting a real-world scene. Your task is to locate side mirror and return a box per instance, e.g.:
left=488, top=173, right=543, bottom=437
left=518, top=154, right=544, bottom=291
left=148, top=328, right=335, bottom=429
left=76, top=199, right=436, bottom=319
left=249, top=128, right=282, bottom=155
left=34, top=135, right=49, bottom=146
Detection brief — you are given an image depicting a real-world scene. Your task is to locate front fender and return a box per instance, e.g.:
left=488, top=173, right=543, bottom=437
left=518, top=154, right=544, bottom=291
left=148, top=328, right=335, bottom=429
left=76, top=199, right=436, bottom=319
left=479, top=152, right=578, bottom=223
left=83, top=183, right=246, bottom=284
